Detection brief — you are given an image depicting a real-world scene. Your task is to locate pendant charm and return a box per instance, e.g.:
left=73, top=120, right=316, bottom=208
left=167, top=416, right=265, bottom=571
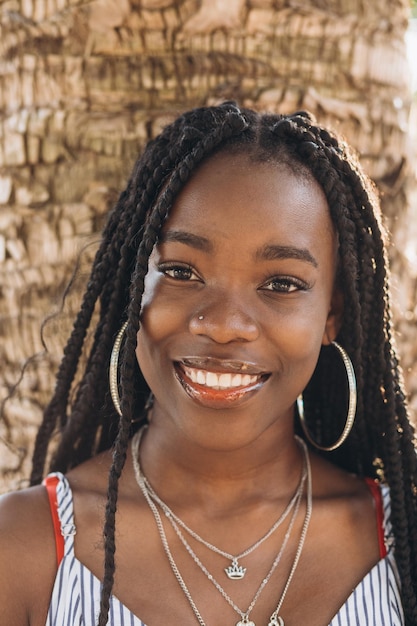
left=268, top=617, right=284, bottom=626
left=225, top=558, right=246, bottom=580
left=236, top=620, right=255, bottom=626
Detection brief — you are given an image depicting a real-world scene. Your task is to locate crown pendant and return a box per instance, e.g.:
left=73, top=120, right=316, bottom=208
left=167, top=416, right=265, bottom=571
left=236, top=620, right=255, bottom=626
left=268, top=616, right=284, bottom=626
left=225, top=558, right=247, bottom=580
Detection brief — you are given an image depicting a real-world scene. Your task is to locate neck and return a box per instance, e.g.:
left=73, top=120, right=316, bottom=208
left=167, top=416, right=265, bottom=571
left=135, top=416, right=303, bottom=514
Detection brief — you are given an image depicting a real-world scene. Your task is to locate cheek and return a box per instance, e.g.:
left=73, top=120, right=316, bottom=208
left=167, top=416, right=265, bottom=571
left=135, top=293, right=185, bottom=384
left=136, top=305, right=169, bottom=364
left=280, top=323, right=323, bottom=366
left=269, top=297, right=331, bottom=367
left=139, top=266, right=184, bottom=344
left=139, top=286, right=188, bottom=345
left=135, top=302, right=187, bottom=410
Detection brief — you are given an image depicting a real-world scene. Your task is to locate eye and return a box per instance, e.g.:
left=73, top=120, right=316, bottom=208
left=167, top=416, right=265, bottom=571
left=158, top=263, right=200, bottom=281
left=261, top=276, right=309, bottom=293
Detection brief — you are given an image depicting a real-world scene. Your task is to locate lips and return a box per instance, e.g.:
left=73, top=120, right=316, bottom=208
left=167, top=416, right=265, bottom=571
left=174, top=360, right=270, bottom=409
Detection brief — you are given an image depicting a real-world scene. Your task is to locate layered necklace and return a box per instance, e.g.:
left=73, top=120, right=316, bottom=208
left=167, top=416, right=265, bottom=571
left=132, top=429, right=312, bottom=626
left=142, top=450, right=307, bottom=580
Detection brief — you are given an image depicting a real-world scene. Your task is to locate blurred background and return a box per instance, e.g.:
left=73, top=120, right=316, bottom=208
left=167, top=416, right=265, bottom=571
left=1, top=0, right=416, bottom=492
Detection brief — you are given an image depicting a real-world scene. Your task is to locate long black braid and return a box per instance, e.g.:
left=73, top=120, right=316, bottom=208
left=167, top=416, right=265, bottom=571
left=30, top=102, right=417, bottom=624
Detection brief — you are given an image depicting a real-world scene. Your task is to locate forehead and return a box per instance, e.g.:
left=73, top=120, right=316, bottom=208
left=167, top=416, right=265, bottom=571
left=161, top=153, right=335, bottom=260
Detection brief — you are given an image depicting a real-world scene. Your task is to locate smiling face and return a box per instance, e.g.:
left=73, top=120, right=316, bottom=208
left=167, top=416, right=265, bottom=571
left=136, top=151, right=341, bottom=448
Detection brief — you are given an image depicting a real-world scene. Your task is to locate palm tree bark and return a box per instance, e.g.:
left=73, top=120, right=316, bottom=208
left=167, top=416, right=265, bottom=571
left=0, top=0, right=415, bottom=490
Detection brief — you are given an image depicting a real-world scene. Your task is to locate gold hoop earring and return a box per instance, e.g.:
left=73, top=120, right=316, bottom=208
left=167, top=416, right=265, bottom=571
left=297, top=341, right=357, bottom=452
left=109, top=321, right=128, bottom=417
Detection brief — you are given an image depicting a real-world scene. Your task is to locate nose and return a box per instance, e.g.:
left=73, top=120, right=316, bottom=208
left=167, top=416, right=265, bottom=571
left=189, top=292, right=260, bottom=343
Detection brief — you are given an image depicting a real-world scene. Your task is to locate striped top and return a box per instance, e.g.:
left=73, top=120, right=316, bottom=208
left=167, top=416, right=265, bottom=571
left=45, top=472, right=404, bottom=626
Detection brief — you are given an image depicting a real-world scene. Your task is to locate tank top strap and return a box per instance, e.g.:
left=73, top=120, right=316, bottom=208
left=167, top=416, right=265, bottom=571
left=365, top=477, right=396, bottom=559
left=379, top=482, right=395, bottom=551
left=43, top=472, right=76, bottom=566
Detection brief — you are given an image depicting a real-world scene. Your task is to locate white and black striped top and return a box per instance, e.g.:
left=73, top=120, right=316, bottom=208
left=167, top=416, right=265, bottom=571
left=45, top=472, right=404, bottom=626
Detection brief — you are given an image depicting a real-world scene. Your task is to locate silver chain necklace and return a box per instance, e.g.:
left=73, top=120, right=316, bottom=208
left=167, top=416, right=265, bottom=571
left=145, top=475, right=303, bottom=624
left=141, top=457, right=306, bottom=580
left=131, top=430, right=312, bottom=626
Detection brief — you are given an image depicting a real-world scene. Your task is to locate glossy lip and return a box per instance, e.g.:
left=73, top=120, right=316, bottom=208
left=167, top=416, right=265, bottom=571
left=174, top=362, right=270, bottom=409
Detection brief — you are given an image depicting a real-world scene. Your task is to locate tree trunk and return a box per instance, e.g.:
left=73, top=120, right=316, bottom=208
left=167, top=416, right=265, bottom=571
left=0, top=0, right=415, bottom=491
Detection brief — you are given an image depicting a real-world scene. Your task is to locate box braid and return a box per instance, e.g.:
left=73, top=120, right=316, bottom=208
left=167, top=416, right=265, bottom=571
left=29, top=102, right=417, bottom=624
left=266, top=116, right=417, bottom=621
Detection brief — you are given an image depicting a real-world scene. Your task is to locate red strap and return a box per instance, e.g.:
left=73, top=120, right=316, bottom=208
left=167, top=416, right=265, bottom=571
left=43, top=475, right=65, bottom=567
left=365, top=477, right=387, bottom=559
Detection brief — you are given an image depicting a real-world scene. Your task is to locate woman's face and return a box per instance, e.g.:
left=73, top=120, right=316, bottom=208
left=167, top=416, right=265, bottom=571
left=136, top=152, right=341, bottom=448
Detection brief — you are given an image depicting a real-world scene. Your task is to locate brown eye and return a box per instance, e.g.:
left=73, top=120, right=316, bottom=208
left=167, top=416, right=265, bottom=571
left=159, top=264, right=198, bottom=281
left=261, top=276, right=308, bottom=293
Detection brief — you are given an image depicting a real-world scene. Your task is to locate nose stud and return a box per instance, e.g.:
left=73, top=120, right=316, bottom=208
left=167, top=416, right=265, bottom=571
left=198, top=315, right=204, bottom=320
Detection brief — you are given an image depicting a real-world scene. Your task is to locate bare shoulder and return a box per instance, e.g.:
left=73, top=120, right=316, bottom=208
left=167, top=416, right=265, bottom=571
left=309, top=450, right=370, bottom=495
left=66, top=447, right=113, bottom=495
left=65, top=449, right=139, bottom=575
left=0, top=484, right=57, bottom=626
left=308, top=451, right=380, bottom=566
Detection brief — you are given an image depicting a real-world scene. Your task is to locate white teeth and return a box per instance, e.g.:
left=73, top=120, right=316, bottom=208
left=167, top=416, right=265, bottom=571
left=232, top=373, right=242, bottom=386
left=218, top=373, right=232, bottom=387
left=183, top=367, right=260, bottom=389
left=206, top=372, right=218, bottom=387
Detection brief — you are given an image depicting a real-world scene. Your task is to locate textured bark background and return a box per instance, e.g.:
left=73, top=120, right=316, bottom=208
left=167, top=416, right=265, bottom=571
left=1, top=0, right=416, bottom=492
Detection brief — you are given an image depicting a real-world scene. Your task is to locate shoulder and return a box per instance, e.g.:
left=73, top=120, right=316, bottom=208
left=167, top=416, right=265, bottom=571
left=0, top=484, right=57, bottom=626
left=0, top=484, right=54, bottom=570
left=308, top=451, right=379, bottom=545
left=0, top=451, right=126, bottom=626
left=310, top=451, right=372, bottom=503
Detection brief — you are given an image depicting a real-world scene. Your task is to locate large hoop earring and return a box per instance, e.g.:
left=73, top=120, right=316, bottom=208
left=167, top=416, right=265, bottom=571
left=109, top=321, right=128, bottom=417
left=297, top=341, right=357, bottom=452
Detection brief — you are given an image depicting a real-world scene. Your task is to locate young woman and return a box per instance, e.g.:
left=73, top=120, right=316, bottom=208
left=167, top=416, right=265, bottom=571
left=1, top=102, right=416, bottom=626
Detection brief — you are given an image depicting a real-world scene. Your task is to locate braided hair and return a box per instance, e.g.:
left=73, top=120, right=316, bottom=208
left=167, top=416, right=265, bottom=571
left=30, top=102, right=417, bottom=624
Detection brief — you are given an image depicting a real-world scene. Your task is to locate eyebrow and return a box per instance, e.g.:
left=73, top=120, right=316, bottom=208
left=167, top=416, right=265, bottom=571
left=256, top=244, right=318, bottom=267
left=159, top=230, right=318, bottom=267
left=159, top=230, right=213, bottom=252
